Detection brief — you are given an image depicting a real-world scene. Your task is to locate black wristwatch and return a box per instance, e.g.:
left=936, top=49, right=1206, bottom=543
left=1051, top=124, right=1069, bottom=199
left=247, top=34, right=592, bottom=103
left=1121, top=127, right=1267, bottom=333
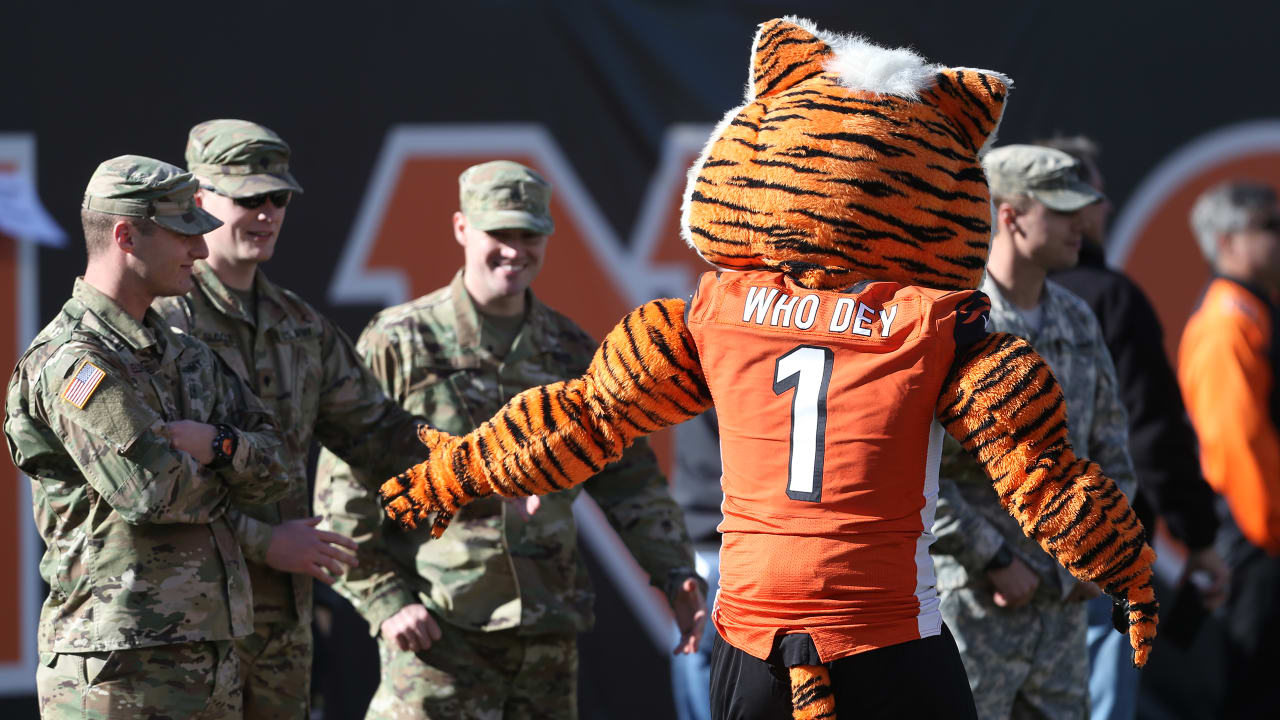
left=209, top=424, right=238, bottom=469
left=984, top=543, right=1014, bottom=572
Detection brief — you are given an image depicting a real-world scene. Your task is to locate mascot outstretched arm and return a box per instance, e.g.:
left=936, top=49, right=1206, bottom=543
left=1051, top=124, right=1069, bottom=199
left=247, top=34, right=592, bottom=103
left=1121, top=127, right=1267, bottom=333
left=382, top=17, right=1156, bottom=719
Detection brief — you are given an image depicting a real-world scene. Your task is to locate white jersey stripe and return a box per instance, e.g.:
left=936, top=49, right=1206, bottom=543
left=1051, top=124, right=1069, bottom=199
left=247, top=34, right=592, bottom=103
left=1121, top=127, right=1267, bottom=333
left=914, top=417, right=945, bottom=638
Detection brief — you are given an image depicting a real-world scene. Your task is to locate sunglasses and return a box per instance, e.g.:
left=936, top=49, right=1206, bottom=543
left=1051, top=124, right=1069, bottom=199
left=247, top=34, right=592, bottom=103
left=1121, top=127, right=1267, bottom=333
left=234, top=191, right=291, bottom=210
left=202, top=185, right=291, bottom=209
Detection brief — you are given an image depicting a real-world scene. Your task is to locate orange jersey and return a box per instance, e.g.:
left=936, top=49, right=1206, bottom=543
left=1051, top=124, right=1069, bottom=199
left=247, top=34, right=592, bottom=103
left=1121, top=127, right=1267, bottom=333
left=1179, top=277, right=1280, bottom=555
left=685, top=270, right=989, bottom=662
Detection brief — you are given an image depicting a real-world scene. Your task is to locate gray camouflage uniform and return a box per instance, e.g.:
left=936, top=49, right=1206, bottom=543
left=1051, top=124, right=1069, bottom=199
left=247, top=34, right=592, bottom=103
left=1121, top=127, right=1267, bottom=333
left=316, top=270, right=700, bottom=720
left=932, top=275, right=1136, bottom=720
left=152, top=119, right=426, bottom=720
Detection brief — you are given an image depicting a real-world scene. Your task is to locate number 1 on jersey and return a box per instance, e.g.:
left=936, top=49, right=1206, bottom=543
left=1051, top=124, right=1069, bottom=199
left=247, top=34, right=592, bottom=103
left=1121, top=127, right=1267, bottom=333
left=773, top=345, right=834, bottom=502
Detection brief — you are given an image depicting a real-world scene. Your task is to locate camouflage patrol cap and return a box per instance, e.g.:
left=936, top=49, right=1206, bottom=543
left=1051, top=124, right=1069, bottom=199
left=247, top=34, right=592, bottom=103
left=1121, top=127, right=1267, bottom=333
left=984, top=145, right=1104, bottom=212
left=185, top=119, right=304, bottom=198
left=460, top=161, right=554, bottom=235
left=82, top=155, right=223, bottom=235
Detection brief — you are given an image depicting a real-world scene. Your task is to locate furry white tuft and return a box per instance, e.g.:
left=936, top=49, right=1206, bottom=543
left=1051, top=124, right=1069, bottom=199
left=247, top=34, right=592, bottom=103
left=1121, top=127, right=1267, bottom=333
left=825, top=38, right=941, bottom=98
left=773, top=16, right=942, bottom=99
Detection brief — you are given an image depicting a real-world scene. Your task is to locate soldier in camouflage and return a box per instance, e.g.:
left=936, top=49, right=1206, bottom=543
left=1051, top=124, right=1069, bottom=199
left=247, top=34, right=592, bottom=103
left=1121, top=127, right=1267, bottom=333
left=315, top=160, right=707, bottom=719
left=152, top=120, right=428, bottom=719
left=4, top=156, right=292, bottom=718
left=930, top=145, right=1138, bottom=720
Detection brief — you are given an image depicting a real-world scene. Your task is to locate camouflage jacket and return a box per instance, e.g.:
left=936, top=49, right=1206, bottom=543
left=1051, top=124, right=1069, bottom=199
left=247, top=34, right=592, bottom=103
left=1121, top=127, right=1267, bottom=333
left=153, top=262, right=424, bottom=624
left=932, top=276, right=1136, bottom=599
left=4, top=279, right=290, bottom=652
left=316, top=271, right=699, bottom=636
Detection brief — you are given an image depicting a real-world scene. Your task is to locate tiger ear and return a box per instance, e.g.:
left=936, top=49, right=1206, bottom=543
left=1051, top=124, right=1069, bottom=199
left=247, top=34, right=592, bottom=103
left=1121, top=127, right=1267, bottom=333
left=933, top=69, right=1012, bottom=152
left=750, top=17, right=833, bottom=101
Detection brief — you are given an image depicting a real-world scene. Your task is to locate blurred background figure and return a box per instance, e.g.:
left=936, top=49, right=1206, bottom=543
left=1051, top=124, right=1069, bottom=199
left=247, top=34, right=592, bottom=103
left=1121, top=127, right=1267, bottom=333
left=1043, top=136, right=1228, bottom=720
left=1178, top=181, right=1280, bottom=718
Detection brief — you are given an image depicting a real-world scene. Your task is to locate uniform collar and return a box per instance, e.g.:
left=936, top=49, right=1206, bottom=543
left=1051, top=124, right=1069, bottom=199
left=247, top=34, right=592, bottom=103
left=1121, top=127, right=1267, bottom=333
left=979, top=273, right=1073, bottom=345
left=192, top=261, right=289, bottom=329
left=449, top=269, right=548, bottom=361
left=71, top=277, right=169, bottom=355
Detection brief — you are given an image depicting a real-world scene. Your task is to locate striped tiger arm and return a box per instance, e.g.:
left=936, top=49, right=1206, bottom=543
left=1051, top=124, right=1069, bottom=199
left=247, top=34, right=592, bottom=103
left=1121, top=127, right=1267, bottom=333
left=937, top=332, right=1158, bottom=667
left=381, top=298, right=714, bottom=537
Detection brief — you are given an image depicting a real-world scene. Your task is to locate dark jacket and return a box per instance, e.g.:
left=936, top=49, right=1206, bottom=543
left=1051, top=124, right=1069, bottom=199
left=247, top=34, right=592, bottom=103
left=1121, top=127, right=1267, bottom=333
left=1051, top=241, right=1218, bottom=549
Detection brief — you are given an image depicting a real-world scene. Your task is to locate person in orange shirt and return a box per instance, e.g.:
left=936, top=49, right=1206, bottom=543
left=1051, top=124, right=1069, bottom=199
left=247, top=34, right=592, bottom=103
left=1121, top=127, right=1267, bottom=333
left=1178, top=180, right=1280, bottom=717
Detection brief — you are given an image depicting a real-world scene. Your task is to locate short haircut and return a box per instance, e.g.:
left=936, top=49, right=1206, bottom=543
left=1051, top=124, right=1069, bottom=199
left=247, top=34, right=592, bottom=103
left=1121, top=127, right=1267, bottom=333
left=80, top=209, right=154, bottom=258
left=992, top=192, right=1033, bottom=214
left=1189, top=180, right=1277, bottom=264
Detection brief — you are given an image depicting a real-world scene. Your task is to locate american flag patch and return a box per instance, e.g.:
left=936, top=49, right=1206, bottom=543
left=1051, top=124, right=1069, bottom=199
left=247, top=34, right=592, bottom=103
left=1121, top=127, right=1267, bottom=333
left=60, top=361, right=106, bottom=409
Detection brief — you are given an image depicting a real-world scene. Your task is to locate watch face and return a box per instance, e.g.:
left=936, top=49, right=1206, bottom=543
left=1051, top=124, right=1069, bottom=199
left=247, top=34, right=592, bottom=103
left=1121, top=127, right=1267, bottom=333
left=219, top=437, right=234, bottom=456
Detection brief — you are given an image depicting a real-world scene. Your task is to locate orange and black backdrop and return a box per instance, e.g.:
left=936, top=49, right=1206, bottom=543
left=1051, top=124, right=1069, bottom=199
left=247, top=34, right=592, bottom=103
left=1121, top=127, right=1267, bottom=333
left=3, top=2, right=1279, bottom=717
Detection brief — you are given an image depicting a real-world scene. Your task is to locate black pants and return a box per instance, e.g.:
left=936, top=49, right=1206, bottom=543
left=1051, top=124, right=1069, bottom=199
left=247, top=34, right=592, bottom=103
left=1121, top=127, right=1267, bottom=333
left=709, top=625, right=977, bottom=720
left=1221, top=543, right=1280, bottom=717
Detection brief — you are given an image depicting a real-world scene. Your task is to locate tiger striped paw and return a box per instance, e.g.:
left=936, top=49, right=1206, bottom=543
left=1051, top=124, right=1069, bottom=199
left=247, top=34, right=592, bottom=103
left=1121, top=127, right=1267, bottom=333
left=379, top=461, right=465, bottom=537
left=1108, top=584, right=1158, bottom=668
left=416, top=423, right=449, bottom=450
left=1123, top=598, right=1158, bottom=668
left=379, top=470, right=433, bottom=530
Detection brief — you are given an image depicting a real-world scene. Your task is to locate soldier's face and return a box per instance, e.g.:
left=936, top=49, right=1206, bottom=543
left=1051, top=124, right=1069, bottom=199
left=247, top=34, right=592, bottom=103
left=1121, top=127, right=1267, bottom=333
left=1012, top=201, right=1086, bottom=272
left=196, top=188, right=287, bottom=266
left=454, top=212, right=548, bottom=307
left=126, top=222, right=209, bottom=297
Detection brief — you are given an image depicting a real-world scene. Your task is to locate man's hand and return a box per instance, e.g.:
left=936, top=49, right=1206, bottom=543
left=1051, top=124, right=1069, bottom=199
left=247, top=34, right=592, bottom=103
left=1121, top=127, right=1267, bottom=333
left=671, top=577, right=707, bottom=655
left=264, top=517, right=359, bottom=585
left=1183, top=546, right=1230, bottom=610
left=162, top=420, right=217, bottom=465
left=507, top=496, right=542, bottom=521
left=986, top=556, right=1040, bottom=609
left=380, top=604, right=442, bottom=652
left=1065, top=581, right=1104, bottom=603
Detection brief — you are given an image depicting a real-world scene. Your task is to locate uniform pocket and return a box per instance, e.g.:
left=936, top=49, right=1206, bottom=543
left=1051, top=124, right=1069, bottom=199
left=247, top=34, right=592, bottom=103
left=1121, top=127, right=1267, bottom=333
left=83, top=650, right=117, bottom=686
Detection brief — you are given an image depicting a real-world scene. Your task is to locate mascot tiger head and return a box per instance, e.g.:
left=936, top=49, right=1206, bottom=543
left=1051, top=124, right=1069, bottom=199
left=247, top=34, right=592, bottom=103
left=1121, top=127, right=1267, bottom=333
left=682, top=16, right=1010, bottom=292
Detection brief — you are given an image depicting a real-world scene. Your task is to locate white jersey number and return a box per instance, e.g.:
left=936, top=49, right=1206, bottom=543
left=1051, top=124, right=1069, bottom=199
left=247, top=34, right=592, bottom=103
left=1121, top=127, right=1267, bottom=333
left=773, top=345, right=834, bottom=502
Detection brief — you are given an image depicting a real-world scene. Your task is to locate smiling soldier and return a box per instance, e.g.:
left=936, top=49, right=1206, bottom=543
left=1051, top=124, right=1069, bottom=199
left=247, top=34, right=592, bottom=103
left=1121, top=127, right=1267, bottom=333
left=152, top=120, right=427, bottom=719
left=315, top=160, right=705, bottom=719
left=6, top=155, right=294, bottom=718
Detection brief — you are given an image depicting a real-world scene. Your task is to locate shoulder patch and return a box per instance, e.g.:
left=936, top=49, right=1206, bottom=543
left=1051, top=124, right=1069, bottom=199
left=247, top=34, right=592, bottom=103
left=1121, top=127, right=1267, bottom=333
left=60, top=360, right=107, bottom=409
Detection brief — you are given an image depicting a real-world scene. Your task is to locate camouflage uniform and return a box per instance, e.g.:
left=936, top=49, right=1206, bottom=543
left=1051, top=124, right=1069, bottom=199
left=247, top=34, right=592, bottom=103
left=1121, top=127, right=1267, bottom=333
left=3, top=156, right=290, bottom=719
left=152, top=119, right=426, bottom=720
left=316, top=270, right=700, bottom=720
left=932, top=275, right=1136, bottom=720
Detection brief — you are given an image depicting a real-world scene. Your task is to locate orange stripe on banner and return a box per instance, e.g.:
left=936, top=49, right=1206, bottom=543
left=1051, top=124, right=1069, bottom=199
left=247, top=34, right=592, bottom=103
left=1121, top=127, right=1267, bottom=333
left=0, top=232, right=22, bottom=662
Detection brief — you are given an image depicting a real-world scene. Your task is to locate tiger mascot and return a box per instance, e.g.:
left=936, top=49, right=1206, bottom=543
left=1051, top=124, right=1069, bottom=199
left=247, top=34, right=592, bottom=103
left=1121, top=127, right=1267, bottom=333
left=380, top=17, right=1157, bottom=720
